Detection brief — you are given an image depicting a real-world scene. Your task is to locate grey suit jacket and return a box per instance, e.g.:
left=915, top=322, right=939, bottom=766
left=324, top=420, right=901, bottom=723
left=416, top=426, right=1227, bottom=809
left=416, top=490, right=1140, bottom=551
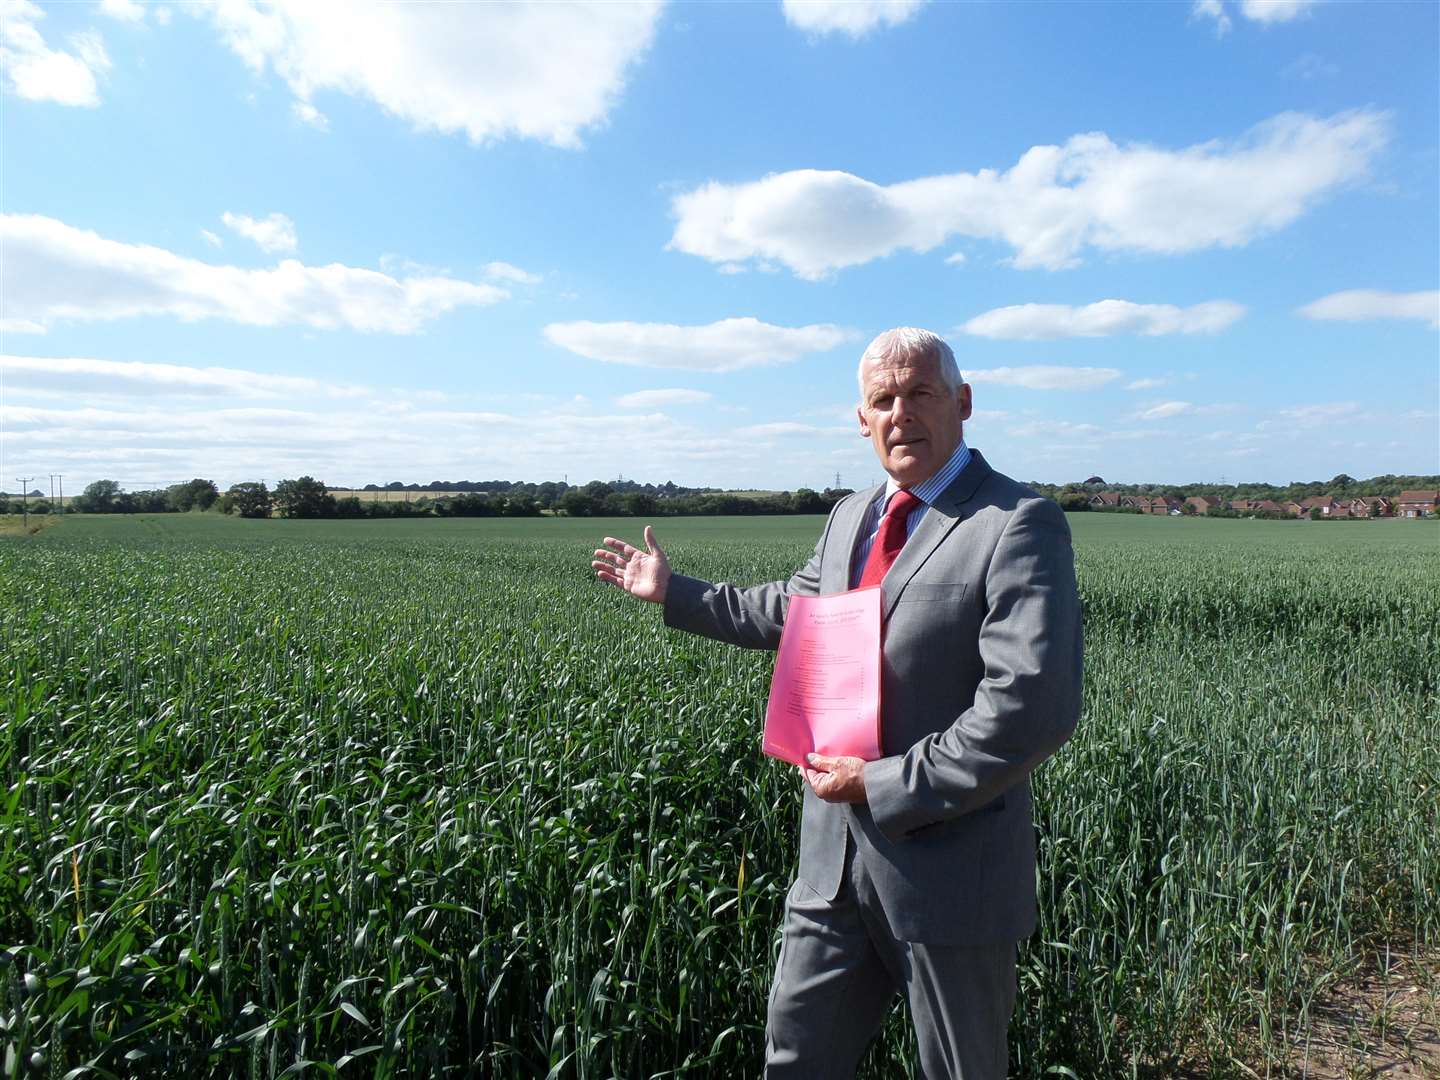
left=663, top=450, right=1082, bottom=944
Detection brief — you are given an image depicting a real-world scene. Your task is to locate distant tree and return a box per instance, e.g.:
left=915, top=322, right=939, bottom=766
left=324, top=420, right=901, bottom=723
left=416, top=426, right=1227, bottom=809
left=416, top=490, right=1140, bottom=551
left=622, top=492, right=657, bottom=517
left=76, top=479, right=121, bottom=513
left=559, top=492, right=597, bottom=517
left=1328, top=473, right=1355, bottom=491
left=1057, top=493, right=1091, bottom=512
left=274, top=476, right=337, bottom=519
left=1084, top=475, right=1105, bottom=486
left=499, top=495, right=541, bottom=517
left=224, top=482, right=273, bottom=519
left=29, top=500, right=51, bottom=514
left=167, top=478, right=220, bottom=512
left=792, top=488, right=827, bottom=514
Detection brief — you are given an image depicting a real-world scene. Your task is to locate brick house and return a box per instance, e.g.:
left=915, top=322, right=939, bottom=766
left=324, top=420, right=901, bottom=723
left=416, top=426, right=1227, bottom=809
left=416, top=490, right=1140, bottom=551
left=1185, top=496, right=1220, bottom=514
left=1088, top=492, right=1122, bottom=508
left=1300, top=496, right=1338, bottom=517
left=1396, top=490, right=1439, bottom=518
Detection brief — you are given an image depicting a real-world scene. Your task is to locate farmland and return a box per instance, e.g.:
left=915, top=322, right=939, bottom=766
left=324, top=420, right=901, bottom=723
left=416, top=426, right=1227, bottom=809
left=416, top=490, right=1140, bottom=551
left=2, top=513, right=1437, bottom=1077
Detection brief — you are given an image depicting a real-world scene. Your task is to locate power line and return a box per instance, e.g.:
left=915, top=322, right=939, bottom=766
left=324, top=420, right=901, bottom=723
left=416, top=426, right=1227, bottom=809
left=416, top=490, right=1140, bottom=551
left=15, top=478, right=33, bottom=527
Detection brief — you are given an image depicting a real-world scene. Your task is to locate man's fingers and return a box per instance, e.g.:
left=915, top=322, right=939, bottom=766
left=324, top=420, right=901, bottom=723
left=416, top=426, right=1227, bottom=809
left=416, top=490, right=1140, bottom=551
left=806, top=753, right=837, bottom=772
left=643, top=525, right=665, bottom=558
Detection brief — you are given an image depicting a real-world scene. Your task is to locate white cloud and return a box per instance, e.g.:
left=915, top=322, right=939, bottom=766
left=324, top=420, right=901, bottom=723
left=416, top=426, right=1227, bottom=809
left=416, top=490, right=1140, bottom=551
left=3, top=396, right=805, bottom=490
left=1192, top=0, right=1232, bottom=35
left=200, top=228, right=223, bottom=247
left=483, top=261, right=542, bottom=285
left=2, top=355, right=372, bottom=399
left=1125, top=377, right=1168, bottom=391
left=2, top=0, right=111, bottom=106
left=1193, top=0, right=1317, bottom=33
left=221, top=211, right=298, bottom=254
left=615, top=388, right=713, bottom=408
left=962, top=299, right=1244, bottom=340
left=1, top=213, right=508, bottom=333
left=1276, top=401, right=1362, bottom=426
left=1297, top=289, right=1440, bottom=328
left=197, top=0, right=663, bottom=148
left=1239, top=0, right=1317, bottom=24
left=943, top=252, right=967, bottom=266
left=1006, top=419, right=1105, bottom=440
left=1281, top=53, right=1338, bottom=81
left=782, top=0, right=927, bottom=37
left=737, top=421, right=838, bottom=437
left=1138, top=401, right=1195, bottom=420
left=669, top=110, right=1387, bottom=277
left=97, top=0, right=146, bottom=22
left=543, top=317, right=857, bottom=373
left=291, top=99, right=328, bottom=129
left=964, top=366, right=1121, bottom=391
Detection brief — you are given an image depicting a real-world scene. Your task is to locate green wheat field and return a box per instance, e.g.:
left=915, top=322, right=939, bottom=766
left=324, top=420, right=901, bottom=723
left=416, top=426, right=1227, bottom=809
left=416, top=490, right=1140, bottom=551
left=3, top=513, right=1437, bottom=1078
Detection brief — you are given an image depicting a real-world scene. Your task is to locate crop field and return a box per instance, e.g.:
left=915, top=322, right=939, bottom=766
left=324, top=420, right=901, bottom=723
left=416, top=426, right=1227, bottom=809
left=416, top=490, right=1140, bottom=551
left=2, top=513, right=1437, bottom=1077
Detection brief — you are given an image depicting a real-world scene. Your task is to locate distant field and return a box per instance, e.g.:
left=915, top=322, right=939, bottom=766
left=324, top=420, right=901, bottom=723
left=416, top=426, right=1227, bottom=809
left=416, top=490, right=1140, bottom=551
left=3, top=512, right=1436, bottom=1077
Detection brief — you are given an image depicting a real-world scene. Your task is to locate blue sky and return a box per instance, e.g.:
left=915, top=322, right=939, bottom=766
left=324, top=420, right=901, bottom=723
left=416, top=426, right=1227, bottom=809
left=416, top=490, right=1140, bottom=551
left=2, top=0, right=1437, bottom=493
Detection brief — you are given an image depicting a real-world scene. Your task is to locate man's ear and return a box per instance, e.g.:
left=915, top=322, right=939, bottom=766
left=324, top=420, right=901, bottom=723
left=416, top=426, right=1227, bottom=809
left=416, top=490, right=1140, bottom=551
left=957, top=383, right=973, bottom=422
left=856, top=405, right=869, bottom=437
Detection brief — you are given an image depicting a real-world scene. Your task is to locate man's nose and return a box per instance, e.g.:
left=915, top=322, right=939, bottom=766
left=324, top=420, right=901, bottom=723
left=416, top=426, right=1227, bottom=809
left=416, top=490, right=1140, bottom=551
left=891, top=396, right=915, bottom=422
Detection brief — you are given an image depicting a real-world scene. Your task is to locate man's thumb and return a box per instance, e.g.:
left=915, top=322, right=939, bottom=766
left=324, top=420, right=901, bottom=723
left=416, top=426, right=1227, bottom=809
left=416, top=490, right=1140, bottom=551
left=644, top=524, right=663, bottom=556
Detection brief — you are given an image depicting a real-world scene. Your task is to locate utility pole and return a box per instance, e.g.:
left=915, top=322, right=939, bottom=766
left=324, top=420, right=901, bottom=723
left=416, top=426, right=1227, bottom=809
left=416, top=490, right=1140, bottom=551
left=16, top=478, right=33, bottom=528
left=834, top=471, right=842, bottom=490
left=57, top=475, right=64, bottom=512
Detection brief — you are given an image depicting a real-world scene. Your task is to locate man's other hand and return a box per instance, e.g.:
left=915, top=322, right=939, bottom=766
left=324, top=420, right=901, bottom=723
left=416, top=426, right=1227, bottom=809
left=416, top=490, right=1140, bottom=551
left=593, top=525, right=671, bottom=604
left=803, top=754, right=868, bottom=804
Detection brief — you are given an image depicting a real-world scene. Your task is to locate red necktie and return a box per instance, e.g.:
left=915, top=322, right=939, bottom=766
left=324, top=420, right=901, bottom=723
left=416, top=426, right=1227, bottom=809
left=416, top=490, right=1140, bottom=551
left=859, top=489, right=921, bottom=588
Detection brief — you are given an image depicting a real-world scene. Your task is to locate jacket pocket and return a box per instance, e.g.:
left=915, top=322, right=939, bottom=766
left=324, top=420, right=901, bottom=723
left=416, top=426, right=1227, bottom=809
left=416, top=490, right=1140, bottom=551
left=895, top=581, right=968, bottom=603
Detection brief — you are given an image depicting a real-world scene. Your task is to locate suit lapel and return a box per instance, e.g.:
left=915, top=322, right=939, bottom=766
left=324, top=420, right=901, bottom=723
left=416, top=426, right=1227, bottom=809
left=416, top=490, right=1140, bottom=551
left=881, top=450, right=993, bottom=620
left=832, top=483, right=884, bottom=593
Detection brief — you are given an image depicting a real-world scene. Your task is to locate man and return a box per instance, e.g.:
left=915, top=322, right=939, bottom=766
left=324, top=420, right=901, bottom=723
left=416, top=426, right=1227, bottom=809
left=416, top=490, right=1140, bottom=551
left=592, top=328, right=1082, bottom=1078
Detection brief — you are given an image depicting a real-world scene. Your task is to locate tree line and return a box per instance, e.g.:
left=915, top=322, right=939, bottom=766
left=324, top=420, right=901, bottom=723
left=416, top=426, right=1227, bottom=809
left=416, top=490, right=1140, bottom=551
left=9, top=471, right=1434, bottom=520
left=32, top=477, right=858, bottom=519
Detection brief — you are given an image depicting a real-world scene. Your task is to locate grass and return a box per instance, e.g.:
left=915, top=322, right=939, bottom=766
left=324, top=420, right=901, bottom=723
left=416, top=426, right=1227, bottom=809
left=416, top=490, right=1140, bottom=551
left=2, top=513, right=1436, bottom=1077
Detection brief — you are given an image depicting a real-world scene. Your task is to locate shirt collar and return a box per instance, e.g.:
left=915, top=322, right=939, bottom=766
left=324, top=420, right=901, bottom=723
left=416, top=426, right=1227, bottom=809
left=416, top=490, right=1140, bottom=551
left=882, top=438, right=971, bottom=509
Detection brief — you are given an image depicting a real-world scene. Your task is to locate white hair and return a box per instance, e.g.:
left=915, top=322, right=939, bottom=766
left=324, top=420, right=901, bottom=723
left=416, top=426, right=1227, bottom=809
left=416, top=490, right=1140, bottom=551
left=857, top=327, right=963, bottom=393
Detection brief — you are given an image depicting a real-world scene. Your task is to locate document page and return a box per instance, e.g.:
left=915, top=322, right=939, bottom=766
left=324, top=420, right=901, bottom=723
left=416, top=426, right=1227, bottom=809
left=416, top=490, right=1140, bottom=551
left=763, top=587, right=882, bottom=767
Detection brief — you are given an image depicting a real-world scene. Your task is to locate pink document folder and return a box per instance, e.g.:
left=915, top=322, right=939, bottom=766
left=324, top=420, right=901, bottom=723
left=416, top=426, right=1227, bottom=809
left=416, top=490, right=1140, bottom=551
left=762, top=587, right=883, bottom=767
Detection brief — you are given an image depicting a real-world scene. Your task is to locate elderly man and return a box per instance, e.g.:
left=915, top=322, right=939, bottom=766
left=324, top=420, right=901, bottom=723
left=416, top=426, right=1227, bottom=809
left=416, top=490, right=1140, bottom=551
left=592, top=328, right=1082, bottom=1078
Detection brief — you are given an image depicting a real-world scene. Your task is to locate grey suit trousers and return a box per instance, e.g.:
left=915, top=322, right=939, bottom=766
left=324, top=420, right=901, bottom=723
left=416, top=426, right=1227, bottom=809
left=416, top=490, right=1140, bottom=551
left=765, top=835, right=1016, bottom=1080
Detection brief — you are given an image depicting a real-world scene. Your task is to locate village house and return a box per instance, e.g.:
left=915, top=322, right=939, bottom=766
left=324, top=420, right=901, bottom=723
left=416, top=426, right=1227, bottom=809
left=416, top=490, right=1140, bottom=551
left=1088, top=492, right=1122, bottom=508
left=1395, top=490, right=1439, bottom=518
left=1300, top=495, right=1338, bottom=516
left=1185, top=496, right=1220, bottom=514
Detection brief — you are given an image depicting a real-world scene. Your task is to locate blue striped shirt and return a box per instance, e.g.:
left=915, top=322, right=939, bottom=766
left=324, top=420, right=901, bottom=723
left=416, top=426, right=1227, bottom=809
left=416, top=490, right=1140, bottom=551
left=849, top=440, right=972, bottom=588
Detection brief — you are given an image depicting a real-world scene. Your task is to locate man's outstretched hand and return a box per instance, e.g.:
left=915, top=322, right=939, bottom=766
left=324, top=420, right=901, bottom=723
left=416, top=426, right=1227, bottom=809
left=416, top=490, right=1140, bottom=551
left=593, top=525, right=671, bottom=604
left=803, top=754, right=868, bottom=804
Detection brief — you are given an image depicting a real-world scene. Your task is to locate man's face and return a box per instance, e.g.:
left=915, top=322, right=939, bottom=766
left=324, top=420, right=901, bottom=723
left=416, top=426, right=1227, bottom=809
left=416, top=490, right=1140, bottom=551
left=857, top=350, right=972, bottom=487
